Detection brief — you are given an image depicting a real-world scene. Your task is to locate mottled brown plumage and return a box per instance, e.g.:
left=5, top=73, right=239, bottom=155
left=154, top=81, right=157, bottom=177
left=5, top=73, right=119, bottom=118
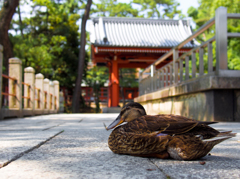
left=106, top=102, right=235, bottom=160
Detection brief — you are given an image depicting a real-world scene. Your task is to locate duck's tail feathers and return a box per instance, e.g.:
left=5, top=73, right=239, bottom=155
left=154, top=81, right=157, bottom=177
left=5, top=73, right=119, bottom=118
left=217, top=131, right=236, bottom=137
left=202, top=131, right=236, bottom=146
left=198, top=121, right=218, bottom=125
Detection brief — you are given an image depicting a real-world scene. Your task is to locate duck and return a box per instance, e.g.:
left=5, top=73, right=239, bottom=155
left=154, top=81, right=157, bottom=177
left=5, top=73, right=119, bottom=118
left=106, top=102, right=235, bottom=160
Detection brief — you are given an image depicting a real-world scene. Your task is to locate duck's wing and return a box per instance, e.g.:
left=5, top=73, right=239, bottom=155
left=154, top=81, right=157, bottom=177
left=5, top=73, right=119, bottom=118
left=156, top=114, right=218, bottom=125
left=124, top=114, right=216, bottom=135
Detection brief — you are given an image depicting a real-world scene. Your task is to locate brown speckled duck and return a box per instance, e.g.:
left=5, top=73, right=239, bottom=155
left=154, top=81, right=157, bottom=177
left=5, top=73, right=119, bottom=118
left=106, top=102, right=235, bottom=160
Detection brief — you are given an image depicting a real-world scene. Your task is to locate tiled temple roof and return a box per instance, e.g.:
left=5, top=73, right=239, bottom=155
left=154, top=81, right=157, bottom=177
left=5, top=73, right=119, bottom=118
left=90, top=17, right=197, bottom=48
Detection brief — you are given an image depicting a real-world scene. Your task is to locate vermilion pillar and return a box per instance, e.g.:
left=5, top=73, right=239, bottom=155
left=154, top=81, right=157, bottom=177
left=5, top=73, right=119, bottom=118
left=108, top=63, right=112, bottom=107
left=110, top=59, right=119, bottom=107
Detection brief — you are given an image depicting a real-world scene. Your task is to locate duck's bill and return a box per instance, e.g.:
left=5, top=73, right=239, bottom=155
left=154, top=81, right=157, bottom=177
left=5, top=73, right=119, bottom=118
left=106, top=114, right=124, bottom=130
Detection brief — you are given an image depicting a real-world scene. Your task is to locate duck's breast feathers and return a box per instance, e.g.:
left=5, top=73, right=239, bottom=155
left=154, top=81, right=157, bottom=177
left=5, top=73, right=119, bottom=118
left=122, top=115, right=200, bottom=134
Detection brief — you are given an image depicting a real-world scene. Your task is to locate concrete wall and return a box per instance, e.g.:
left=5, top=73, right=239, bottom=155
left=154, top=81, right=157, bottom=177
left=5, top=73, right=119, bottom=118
left=139, top=89, right=240, bottom=122
left=135, top=76, right=240, bottom=122
left=234, top=90, right=240, bottom=120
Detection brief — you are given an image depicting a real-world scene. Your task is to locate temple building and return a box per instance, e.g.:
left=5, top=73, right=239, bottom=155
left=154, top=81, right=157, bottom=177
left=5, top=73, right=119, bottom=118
left=90, top=17, right=197, bottom=107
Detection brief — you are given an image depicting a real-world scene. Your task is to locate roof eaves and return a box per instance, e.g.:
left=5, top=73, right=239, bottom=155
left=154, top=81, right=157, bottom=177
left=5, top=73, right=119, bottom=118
left=91, top=44, right=196, bottom=49
left=90, top=17, right=189, bottom=25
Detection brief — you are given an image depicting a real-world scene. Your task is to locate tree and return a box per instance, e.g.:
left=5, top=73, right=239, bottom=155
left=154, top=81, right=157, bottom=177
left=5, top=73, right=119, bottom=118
left=132, top=0, right=183, bottom=18
left=11, top=0, right=81, bottom=87
left=72, top=0, right=92, bottom=113
left=92, top=0, right=139, bottom=17
left=92, top=0, right=183, bottom=18
left=84, top=66, right=108, bottom=113
left=119, top=68, right=138, bottom=106
left=0, top=0, right=20, bottom=73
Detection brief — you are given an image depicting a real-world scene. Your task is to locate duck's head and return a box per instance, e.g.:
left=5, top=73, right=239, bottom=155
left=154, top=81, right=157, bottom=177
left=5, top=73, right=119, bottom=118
left=106, top=102, right=146, bottom=130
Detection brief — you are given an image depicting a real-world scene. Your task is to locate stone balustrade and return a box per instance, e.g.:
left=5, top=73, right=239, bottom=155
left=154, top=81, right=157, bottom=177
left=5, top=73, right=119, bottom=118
left=135, top=7, right=240, bottom=122
left=0, top=56, right=60, bottom=120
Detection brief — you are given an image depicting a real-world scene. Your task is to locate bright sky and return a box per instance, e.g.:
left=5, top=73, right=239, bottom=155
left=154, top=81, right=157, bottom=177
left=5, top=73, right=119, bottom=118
left=176, top=0, right=199, bottom=16
left=175, top=0, right=199, bottom=27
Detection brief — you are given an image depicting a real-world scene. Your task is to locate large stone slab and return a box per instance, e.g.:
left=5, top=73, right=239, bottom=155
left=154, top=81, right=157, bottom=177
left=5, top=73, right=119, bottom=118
left=0, top=115, right=67, bottom=168
left=0, top=130, right=62, bottom=167
left=0, top=114, right=166, bottom=179
left=0, top=114, right=239, bottom=179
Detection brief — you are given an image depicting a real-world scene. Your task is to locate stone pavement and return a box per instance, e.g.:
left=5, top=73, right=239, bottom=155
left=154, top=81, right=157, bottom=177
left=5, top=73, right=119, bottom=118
left=0, top=114, right=240, bottom=179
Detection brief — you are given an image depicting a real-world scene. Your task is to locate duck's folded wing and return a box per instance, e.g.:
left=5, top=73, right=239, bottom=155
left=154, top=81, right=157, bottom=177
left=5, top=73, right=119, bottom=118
left=125, top=115, right=199, bottom=134
left=160, top=122, right=198, bottom=134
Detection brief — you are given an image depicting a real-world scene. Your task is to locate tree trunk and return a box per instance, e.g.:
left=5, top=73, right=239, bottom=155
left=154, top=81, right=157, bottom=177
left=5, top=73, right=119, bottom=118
left=17, top=5, right=24, bottom=38
left=0, top=0, right=19, bottom=74
left=94, top=83, right=100, bottom=113
left=120, top=69, right=125, bottom=106
left=72, top=0, right=92, bottom=113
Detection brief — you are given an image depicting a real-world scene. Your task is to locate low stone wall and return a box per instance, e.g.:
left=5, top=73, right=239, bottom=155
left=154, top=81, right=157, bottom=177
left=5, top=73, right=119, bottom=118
left=135, top=76, right=240, bottom=122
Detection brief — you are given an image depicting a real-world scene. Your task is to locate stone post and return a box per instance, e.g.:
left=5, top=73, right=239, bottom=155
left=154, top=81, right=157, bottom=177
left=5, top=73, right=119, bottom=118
left=43, top=78, right=50, bottom=111
left=59, top=91, right=64, bottom=113
left=35, top=73, right=44, bottom=111
left=24, top=67, right=35, bottom=112
left=173, top=49, right=179, bottom=83
left=0, top=45, right=3, bottom=111
left=150, top=65, right=155, bottom=92
left=53, top=80, right=59, bottom=112
left=49, top=81, right=54, bottom=110
left=9, top=58, right=22, bottom=116
left=215, top=7, right=228, bottom=74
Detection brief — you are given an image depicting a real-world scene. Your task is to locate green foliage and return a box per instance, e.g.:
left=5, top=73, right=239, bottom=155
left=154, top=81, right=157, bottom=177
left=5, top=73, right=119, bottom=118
left=92, top=0, right=183, bottom=18
left=228, top=39, right=240, bottom=70
left=84, top=66, right=109, bottom=87
left=92, top=0, right=139, bottom=17
left=84, top=66, right=109, bottom=112
left=187, top=0, right=240, bottom=70
left=132, top=0, right=183, bottom=18
left=11, top=0, right=82, bottom=87
left=120, top=68, right=138, bottom=87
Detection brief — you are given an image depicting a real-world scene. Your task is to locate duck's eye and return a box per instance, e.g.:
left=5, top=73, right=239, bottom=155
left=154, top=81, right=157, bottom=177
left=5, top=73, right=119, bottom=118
left=120, top=107, right=130, bottom=115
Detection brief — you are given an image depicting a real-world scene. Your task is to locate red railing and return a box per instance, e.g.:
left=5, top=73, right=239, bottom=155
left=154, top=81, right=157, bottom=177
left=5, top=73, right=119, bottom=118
left=22, top=81, right=31, bottom=108
left=50, top=93, right=53, bottom=109
left=35, top=87, right=41, bottom=109
left=62, top=87, right=139, bottom=108
left=54, top=96, right=57, bottom=110
left=1, top=74, right=17, bottom=107
left=1, top=75, right=57, bottom=110
left=1, top=74, right=17, bottom=97
left=0, top=57, right=60, bottom=120
left=44, top=91, right=47, bottom=109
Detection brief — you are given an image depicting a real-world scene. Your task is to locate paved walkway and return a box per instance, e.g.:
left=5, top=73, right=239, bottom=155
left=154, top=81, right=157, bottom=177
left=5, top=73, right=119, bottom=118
left=0, top=114, right=240, bottom=179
